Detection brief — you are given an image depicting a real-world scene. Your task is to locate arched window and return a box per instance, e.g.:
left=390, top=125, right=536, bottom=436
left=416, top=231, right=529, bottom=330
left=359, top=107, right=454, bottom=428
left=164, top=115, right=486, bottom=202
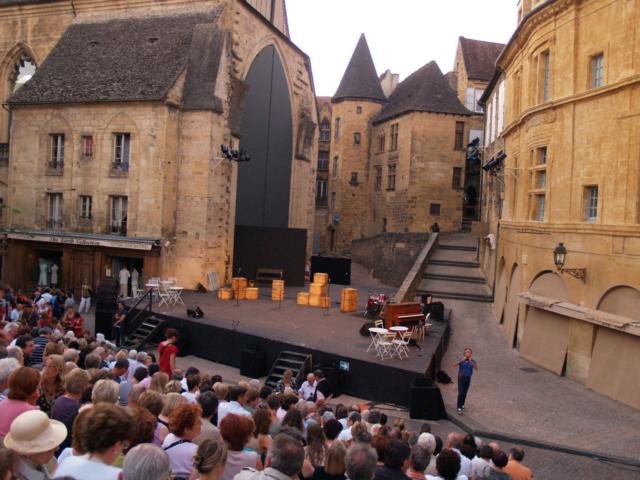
left=2, top=47, right=37, bottom=148
left=319, top=120, right=331, bottom=142
left=11, top=53, right=36, bottom=92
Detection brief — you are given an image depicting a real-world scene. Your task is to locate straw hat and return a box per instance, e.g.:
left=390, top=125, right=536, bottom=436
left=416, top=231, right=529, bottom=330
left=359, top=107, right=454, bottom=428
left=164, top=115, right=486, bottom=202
left=3, top=410, right=67, bottom=454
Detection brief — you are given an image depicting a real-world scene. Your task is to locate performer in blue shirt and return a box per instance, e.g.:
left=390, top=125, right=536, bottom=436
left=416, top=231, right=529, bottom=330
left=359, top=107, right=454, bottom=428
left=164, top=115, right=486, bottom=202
left=453, top=347, right=478, bottom=414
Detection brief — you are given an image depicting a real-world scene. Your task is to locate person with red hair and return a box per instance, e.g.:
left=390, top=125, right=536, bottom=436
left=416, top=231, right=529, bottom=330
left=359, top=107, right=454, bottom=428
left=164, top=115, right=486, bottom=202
left=219, top=413, right=262, bottom=480
left=162, top=402, right=203, bottom=479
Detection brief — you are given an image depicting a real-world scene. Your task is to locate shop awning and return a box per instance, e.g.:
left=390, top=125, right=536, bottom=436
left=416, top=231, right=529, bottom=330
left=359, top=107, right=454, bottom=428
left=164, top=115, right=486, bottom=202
left=518, top=292, right=640, bottom=337
left=6, top=230, right=160, bottom=251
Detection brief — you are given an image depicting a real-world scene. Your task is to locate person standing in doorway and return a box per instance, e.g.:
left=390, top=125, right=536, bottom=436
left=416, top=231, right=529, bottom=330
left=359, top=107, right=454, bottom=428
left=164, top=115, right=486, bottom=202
left=78, top=281, right=92, bottom=314
left=453, top=347, right=477, bottom=414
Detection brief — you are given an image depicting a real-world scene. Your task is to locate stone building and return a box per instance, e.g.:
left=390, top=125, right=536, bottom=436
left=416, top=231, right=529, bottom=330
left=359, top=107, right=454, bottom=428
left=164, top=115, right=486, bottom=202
left=0, top=0, right=317, bottom=292
left=478, top=0, right=640, bottom=410
left=314, top=34, right=487, bottom=254
left=313, top=96, right=332, bottom=252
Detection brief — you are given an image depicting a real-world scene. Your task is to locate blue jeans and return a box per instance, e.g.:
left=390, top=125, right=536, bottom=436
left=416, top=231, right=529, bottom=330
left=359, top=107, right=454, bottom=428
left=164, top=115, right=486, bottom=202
left=457, top=375, right=471, bottom=409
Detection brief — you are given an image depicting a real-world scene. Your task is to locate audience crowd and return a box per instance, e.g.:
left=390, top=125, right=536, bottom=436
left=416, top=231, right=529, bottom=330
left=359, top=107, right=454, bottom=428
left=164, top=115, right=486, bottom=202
left=0, top=286, right=534, bottom=480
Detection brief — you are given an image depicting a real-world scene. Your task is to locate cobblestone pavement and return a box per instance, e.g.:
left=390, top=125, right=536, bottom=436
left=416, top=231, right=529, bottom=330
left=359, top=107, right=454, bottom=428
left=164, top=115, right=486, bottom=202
left=439, top=299, right=640, bottom=460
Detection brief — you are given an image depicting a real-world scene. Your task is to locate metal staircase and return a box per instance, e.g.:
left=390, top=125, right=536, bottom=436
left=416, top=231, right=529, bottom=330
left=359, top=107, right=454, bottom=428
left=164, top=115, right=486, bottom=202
left=265, top=350, right=312, bottom=389
left=122, top=316, right=165, bottom=350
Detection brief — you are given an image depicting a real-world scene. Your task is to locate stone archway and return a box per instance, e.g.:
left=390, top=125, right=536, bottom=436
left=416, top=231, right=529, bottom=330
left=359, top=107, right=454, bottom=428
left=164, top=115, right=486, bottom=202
left=519, top=271, right=570, bottom=375
left=587, top=285, right=640, bottom=410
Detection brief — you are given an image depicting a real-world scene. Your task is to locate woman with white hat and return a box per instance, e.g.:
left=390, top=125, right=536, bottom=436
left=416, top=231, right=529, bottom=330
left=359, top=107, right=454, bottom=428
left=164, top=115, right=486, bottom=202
left=3, top=409, right=67, bottom=480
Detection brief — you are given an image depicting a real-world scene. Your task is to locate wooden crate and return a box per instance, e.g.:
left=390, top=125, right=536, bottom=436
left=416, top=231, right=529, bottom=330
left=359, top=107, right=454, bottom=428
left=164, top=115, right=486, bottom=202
left=340, top=288, right=358, bottom=312
left=246, top=287, right=259, bottom=300
left=309, top=293, right=322, bottom=307
left=219, top=288, right=233, bottom=300
left=313, top=272, right=329, bottom=285
left=297, top=292, right=309, bottom=305
left=232, top=277, right=248, bottom=291
left=320, top=296, right=331, bottom=308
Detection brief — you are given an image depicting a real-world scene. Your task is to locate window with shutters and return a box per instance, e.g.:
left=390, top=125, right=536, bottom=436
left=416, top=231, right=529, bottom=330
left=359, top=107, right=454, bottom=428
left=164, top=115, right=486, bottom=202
left=317, top=151, right=329, bottom=171
left=82, top=135, right=93, bottom=157
left=591, top=54, right=604, bottom=88
left=80, top=196, right=92, bottom=219
left=584, top=186, right=598, bottom=222
left=49, top=134, right=64, bottom=170
left=354, top=132, right=361, bottom=145
left=389, top=124, right=399, bottom=151
left=375, top=166, right=382, bottom=191
left=454, top=122, right=465, bottom=150
left=378, top=133, right=385, bottom=152
left=47, top=193, right=63, bottom=229
left=387, top=164, right=396, bottom=191
left=319, top=121, right=331, bottom=142
left=452, top=167, right=463, bottom=189
left=430, top=203, right=441, bottom=216
left=110, top=196, right=128, bottom=235
left=334, top=117, right=341, bottom=139
left=113, top=133, right=130, bottom=173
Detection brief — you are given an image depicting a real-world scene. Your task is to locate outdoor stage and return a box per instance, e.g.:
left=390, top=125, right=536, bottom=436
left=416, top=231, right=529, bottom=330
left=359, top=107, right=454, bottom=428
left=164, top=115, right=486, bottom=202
left=128, top=285, right=449, bottom=408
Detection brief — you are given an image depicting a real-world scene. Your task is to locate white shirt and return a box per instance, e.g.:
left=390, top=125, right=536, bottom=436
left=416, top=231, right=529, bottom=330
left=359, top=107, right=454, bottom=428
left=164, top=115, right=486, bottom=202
left=218, top=400, right=251, bottom=423
left=182, top=391, right=198, bottom=404
left=337, top=425, right=353, bottom=442
left=55, top=454, right=121, bottom=480
left=162, top=433, right=198, bottom=477
left=471, top=456, right=493, bottom=479
left=452, top=448, right=472, bottom=478
left=299, top=381, right=317, bottom=400
left=426, top=475, right=468, bottom=480
left=119, top=268, right=130, bottom=284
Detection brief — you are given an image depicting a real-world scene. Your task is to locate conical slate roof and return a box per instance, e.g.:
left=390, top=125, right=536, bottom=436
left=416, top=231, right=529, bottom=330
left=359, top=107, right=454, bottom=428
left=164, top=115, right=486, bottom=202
left=373, top=61, right=473, bottom=124
left=333, top=34, right=386, bottom=103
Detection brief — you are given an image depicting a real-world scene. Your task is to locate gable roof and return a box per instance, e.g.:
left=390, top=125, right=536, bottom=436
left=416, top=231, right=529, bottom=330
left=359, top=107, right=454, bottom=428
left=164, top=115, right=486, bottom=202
left=372, top=61, right=473, bottom=124
left=333, top=34, right=386, bottom=104
left=8, top=9, right=224, bottom=107
left=459, top=37, right=505, bottom=82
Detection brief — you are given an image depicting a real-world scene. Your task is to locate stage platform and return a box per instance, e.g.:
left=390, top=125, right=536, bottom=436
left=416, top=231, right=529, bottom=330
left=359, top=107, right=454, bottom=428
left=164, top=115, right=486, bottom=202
left=127, top=286, right=449, bottom=408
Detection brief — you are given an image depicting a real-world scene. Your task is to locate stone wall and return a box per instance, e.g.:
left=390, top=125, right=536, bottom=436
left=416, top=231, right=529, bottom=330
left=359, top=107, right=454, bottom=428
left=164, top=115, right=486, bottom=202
left=351, top=233, right=430, bottom=287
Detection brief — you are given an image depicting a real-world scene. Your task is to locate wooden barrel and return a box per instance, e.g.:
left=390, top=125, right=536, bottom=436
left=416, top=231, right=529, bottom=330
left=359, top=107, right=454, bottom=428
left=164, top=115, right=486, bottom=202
left=272, top=279, right=285, bottom=301
left=219, top=288, right=233, bottom=301
left=245, top=287, right=259, bottom=300
left=272, top=292, right=285, bottom=301
left=297, top=292, right=310, bottom=305
left=320, top=296, right=332, bottom=308
left=232, top=277, right=248, bottom=291
left=340, top=288, right=358, bottom=312
left=313, top=272, right=329, bottom=285
left=309, top=283, right=328, bottom=297
left=272, top=279, right=285, bottom=289
left=308, top=294, right=322, bottom=307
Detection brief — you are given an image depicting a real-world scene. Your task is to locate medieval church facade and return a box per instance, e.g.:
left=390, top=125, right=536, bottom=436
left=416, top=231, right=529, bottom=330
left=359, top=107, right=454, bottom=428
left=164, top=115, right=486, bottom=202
left=0, top=0, right=317, bottom=291
left=314, top=35, right=501, bottom=254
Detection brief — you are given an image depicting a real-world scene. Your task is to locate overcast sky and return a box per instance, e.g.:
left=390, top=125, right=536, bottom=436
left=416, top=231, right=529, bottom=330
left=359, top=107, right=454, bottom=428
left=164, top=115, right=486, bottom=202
left=287, top=0, right=518, bottom=97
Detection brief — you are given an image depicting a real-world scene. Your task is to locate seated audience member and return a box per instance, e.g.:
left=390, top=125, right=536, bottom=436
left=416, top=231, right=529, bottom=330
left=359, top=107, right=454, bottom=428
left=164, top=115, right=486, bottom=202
left=346, top=443, right=378, bottom=480
left=299, top=372, right=317, bottom=401
left=182, top=372, right=201, bottom=404
left=275, top=369, right=298, bottom=394
left=137, top=389, right=166, bottom=446
left=119, top=367, right=148, bottom=406
left=235, top=432, right=305, bottom=480
left=282, top=407, right=304, bottom=433
left=504, top=447, right=532, bottom=480
left=36, top=354, right=65, bottom=416
left=406, top=445, right=430, bottom=480
left=248, top=407, right=272, bottom=463
left=126, top=407, right=157, bottom=454
left=305, top=422, right=327, bottom=468
left=426, top=448, right=463, bottom=480
left=193, top=437, right=229, bottom=480
left=218, top=386, right=251, bottom=422
left=486, top=450, right=511, bottom=480
left=313, top=369, right=332, bottom=401
left=471, top=444, right=494, bottom=480
left=194, top=391, right=222, bottom=445
left=0, top=357, right=20, bottom=401
left=123, top=443, right=171, bottom=480
left=337, top=412, right=362, bottom=443
left=446, top=433, right=471, bottom=478
left=51, top=367, right=91, bottom=451
left=110, top=358, right=130, bottom=384
left=324, top=419, right=344, bottom=447
left=219, top=413, right=262, bottom=480
left=158, top=392, right=188, bottom=440
left=3, top=410, right=67, bottom=479
left=80, top=379, right=120, bottom=411
left=0, top=448, right=19, bottom=479
left=373, top=439, right=411, bottom=480
left=0, top=367, right=39, bottom=437
left=417, top=433, right=438, bottom=476
left=312, top=439, right=348, bottom=480
left=148, top=370, right=169, bottom=392
left=55, top=403, right=133, bottom=480
left=162, top=403, right=203, bottom=479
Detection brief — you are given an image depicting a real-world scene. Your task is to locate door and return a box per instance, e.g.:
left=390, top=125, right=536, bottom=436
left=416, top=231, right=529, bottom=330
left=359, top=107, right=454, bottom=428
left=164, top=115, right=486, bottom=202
left=72, top=251, right=94, bottom=298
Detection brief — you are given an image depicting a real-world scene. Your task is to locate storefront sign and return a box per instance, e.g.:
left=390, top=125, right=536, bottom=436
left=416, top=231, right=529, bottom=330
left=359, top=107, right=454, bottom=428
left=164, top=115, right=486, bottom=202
left=7, top=232, right=156, bottom=251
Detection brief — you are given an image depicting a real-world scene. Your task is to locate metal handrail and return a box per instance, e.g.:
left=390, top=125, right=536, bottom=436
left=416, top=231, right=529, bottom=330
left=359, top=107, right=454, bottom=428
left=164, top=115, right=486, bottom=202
left=125, top=288, right=154, bottom=335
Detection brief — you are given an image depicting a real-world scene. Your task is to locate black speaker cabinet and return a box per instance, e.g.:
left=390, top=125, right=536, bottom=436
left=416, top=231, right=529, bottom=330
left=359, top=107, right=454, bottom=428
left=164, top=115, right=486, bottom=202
left=310, top=256, right=351, bottom=285
left=410, top=377, right=447, bottom=420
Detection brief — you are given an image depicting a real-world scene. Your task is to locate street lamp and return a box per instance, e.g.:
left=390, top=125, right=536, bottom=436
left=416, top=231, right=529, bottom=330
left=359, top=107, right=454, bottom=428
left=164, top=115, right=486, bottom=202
left=553, top=242, right=586, bottom=282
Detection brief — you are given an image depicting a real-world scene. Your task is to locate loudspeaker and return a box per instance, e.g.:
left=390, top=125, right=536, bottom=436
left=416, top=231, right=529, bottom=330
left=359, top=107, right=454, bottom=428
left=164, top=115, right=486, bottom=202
left=310, top=256, right=351, bottom=285
left=186, top=306, right=204, bottom=318
left=410, top=377, right=447, bottom=420
left=196, top=283, right=208, bottom=293
left=240, top=346, right=266, bottom=377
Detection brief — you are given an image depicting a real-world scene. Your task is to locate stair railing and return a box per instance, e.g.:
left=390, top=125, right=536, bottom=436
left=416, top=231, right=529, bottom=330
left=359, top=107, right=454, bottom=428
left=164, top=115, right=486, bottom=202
left=124, top=289, right=154, bottom=338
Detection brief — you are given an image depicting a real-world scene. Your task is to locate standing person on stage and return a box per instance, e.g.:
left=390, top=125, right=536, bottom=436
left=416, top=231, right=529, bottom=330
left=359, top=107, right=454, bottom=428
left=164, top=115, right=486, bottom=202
left=453, top=348, right=478, bottom=415
left=158, top=328, right=179, bottom=377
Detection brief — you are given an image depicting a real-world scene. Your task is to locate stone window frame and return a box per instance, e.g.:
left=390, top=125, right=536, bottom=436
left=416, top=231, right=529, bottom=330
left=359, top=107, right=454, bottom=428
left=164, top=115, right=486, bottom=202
left=109, top=195, right=128, bottom=235
left=389, top=123, right=399, bottom=151
left=583, top=185, right=599, bottom=223
left=354, top=132, right=361, bottom=145
left=48, top=133, right=65, bottom=172
left=111, top=132, right=131, bottom=176
left=79, top=195, right=92, bottom=220
left=349, top=171, right=359, bottom=186
left=454, top=122, right=465, bottom=150
left=378, top=132, right=385, bottom=153
left=356, top=106, right=362, bottom=114
left=429, top=203, right=441, bottom=216
left=319, top=120, right=331, bottom=143
left=590, top=52, right=604, bottom=89
left=334, top=117, right=341, bottom=139
left=47, top=192, right=63, bottom=229
left=387, top=163, right=396, bottom=191
left=374, top=165, right=382, bottom=191
left=316, top=179, right=328, bottom=204
left=332, top=156, right=339, bottom=179
left=452, top=166, right=463, bottom=189
left=528, top=145, right=549, bottom=222
left=81, top=134, right=94, bottom=158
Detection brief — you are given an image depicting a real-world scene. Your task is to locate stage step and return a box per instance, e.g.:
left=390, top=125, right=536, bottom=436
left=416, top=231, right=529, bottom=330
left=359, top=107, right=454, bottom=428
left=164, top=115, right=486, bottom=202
left=122, top=317, right=165, bottom=350
left=429, top=259, right=480, bottom=268
left=424, top=272, right=486, bottom=284
left=265, top=350, right=312, bottom=390
left=438, top=244, right=477, bottom=252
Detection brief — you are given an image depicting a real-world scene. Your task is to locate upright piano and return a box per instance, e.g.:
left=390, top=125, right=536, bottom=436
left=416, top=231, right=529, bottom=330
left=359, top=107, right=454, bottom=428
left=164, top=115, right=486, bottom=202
left=381, top=302, right=425, bottom=329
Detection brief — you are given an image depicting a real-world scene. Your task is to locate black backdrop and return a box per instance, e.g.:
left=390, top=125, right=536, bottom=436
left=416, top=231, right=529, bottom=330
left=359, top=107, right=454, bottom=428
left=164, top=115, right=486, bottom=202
left=233, top=226, right=306, bottom=286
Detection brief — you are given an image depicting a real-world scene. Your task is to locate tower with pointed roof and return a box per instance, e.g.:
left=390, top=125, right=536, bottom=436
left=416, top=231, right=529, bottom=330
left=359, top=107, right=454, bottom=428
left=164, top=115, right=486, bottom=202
left=328, top=34, right=386, bottom=252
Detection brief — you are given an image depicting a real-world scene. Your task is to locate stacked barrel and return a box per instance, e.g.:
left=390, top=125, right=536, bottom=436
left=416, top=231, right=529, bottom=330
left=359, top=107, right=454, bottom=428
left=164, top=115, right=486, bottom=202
left=218, top=277, right=259, bottom=301
left=232, top=277, right=247, bottom=300
left=272, top=279, right=285, bottom=301
left=308, top=273, right=330, bottom=308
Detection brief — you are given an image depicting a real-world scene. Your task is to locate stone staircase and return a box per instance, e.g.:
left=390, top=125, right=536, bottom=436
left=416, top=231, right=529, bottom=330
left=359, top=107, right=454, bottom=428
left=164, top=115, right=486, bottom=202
left=417, top=233, right=492, bottom=303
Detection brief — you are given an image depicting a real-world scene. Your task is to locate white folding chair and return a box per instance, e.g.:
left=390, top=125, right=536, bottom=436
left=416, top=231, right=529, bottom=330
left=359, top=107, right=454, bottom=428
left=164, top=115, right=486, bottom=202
left=366, top=329, right=379, bottom=353
left=374, top=319, right=384, bottom=328
left=417, top=313, right=431, bottom=341
left=157, top=283, right=171, bottom=307
left=376, top=332, right=397, bottom=360
left=392, top=330, right=412, bottom=359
